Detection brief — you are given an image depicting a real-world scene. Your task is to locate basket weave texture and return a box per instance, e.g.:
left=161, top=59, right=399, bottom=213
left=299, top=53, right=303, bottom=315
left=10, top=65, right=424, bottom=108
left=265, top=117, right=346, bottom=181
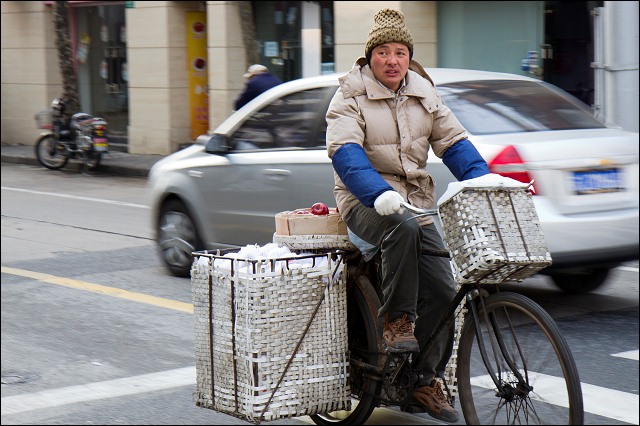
left=273, top=233, right=357, bottom=251
left=191, top=250, right=351, bottom=423
left=34, top=111, right=53, bottom=130
left=438, top=187, right=552, bottom=284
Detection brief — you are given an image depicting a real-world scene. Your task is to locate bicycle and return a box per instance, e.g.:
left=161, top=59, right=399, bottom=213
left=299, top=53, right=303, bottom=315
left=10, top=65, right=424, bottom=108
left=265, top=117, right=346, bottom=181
left=297, top=199, right=585, bottom=425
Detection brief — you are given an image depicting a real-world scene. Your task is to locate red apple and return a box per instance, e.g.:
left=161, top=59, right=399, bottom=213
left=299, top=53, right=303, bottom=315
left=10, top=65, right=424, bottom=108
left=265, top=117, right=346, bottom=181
left=294, top=209, right=311, bottom=215
left=311, top=202, right=330, bottom=215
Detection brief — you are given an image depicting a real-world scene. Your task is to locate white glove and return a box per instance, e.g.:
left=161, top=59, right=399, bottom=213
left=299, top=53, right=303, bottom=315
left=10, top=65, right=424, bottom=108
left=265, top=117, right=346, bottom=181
left=374, top=191, right=406, bottom=216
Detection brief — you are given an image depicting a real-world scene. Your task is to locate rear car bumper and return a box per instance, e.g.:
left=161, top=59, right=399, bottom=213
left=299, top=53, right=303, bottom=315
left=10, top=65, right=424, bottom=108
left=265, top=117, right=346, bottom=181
left=535, top=201, right=639, bottom=271
left=542, top=244, right=639, bottom=272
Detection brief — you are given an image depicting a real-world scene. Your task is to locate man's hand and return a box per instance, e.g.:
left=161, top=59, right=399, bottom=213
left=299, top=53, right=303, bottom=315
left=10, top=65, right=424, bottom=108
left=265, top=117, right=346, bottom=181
left=374, top=191, right=406, bottom=215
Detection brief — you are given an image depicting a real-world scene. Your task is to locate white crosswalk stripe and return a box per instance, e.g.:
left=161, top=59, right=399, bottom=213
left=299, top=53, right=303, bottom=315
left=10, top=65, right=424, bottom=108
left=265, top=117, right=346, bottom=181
left=2, top=356, right=638, bottom=423
left=1, top=367, right=196, bottom=416
left=2, top=362, right=639, bottom=424
left=611, top=349, right=639, bottom=361
left=471, top=370, right=639, bottom=425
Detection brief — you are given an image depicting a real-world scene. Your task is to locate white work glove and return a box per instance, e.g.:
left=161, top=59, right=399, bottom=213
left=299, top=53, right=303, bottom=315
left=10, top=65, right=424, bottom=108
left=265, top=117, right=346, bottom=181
left=374, top=191, right=406, bottom=216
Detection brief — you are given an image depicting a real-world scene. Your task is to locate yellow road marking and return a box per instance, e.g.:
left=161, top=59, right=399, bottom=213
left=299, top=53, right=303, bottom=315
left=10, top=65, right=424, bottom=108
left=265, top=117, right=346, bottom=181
left=1, top=266, right=193, bottom=314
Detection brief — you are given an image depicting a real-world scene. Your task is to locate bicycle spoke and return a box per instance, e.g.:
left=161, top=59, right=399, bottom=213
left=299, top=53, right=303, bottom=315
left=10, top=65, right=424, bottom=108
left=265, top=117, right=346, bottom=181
left=457, top=292, right=583, bottom=425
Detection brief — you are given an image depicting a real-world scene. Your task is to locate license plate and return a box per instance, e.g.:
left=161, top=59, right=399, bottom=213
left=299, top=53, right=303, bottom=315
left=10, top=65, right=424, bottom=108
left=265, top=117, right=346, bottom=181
left=572, top=169, right=624, bottom=194
left=93, top=138, right=108, bottom=151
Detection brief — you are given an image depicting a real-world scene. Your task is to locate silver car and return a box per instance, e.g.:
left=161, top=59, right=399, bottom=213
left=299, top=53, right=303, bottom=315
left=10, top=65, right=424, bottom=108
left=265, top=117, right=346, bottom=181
left=148, top=69, right=639, bottom=293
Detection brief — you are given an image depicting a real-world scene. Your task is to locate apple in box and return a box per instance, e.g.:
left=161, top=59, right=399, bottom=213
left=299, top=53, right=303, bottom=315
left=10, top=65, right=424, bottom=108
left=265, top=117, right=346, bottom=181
left=275, top=204, right=347, bottom=236
left=311, top=202, right=329, bottom=215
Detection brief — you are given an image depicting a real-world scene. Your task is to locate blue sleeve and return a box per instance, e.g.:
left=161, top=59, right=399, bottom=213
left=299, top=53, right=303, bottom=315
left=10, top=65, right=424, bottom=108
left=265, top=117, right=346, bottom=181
left=442, top=138, right=490, bottom=181
left=235, top=87, right=257, bottom=110
left=332, top=144, right=394, bottom=208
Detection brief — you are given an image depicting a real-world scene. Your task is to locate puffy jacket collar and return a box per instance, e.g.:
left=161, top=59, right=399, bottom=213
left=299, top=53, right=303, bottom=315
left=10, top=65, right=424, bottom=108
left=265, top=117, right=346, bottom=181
left=338, top=56, right=434, bottom=101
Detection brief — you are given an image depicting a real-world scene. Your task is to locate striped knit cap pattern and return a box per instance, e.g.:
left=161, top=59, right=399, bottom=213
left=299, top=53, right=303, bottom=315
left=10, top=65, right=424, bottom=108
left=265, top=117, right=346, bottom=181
left=365, top=8, right=414, bottom=58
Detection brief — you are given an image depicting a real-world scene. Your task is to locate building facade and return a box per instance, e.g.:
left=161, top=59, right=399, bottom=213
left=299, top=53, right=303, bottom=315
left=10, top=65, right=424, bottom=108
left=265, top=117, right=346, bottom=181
left=1, top=1, right=637, bottom=155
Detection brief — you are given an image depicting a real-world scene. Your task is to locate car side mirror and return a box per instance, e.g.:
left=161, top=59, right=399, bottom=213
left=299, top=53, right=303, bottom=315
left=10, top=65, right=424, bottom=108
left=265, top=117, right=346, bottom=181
left=198, top=133, right=231, bottom=154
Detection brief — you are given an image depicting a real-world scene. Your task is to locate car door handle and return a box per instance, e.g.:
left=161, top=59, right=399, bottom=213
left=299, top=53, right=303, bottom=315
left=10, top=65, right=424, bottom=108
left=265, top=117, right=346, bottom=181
left=188, top=170, right=203, bottom=178
left=262, top=169, right=292, bottom=177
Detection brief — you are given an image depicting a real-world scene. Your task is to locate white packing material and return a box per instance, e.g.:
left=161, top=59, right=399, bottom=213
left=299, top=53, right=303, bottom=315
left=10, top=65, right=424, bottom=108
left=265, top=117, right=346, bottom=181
left=437, top=173, right=531, bottom=207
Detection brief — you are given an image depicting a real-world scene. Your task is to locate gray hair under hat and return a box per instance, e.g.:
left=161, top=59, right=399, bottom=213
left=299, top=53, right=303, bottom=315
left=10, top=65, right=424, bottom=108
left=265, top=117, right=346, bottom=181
left=365, top=8, right=414, bottom=59
left=243, top=64, right=268, bottom=78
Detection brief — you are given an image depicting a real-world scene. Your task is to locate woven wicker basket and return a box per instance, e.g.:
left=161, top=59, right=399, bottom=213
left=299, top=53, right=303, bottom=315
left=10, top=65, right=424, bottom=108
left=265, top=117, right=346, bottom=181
left=191, top=249, right=350, bottom=423
left=273, top=233, right=357, bottom=251
left=34, top=111, right=53, bottom=130
left=438, top=186, right=552, bottom=284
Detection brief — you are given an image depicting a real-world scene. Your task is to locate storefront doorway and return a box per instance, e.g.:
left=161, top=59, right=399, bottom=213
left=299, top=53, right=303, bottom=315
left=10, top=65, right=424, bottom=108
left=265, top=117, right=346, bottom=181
left=74, top=3, right=129, bottom=145
left=543, top=1, right=602, bottom=107
left=253, top=1, right=334, bottom=82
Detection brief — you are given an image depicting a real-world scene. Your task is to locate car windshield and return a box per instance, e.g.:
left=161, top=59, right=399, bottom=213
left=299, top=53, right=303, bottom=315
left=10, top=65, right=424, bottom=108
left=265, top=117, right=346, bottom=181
left=437, top=80, right=606, bottom=135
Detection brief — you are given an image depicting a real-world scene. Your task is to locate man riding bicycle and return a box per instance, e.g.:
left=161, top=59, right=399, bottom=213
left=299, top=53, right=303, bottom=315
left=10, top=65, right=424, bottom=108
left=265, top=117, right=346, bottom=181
left=326, top=8, right=491, bottom=423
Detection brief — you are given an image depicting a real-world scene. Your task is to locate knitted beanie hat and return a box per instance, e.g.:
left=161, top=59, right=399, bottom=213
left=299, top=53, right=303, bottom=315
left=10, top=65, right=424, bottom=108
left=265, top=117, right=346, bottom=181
left=365, top=8, right=414, bottom=59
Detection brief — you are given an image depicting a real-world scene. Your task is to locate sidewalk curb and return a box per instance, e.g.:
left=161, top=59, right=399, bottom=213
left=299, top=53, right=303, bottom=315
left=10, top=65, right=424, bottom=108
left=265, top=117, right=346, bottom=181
left=1, top=144, right=163, bottom=178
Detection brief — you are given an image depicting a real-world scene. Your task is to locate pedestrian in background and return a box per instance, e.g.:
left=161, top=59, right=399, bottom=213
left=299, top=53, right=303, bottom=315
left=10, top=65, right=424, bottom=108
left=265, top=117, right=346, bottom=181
left=234, top=64, right=283, bottom=110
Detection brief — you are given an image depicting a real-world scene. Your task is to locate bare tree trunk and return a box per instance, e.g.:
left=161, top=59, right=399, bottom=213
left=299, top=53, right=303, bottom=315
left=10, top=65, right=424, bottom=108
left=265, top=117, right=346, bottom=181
left=54, top=1, right=80, bottom=114
left=238, top=1, right=259, bottom=66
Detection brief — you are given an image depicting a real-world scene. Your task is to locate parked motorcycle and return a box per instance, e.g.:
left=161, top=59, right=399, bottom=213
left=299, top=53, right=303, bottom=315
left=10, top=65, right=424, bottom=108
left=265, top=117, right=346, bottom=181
left=34, top=98, right=109, bottom=173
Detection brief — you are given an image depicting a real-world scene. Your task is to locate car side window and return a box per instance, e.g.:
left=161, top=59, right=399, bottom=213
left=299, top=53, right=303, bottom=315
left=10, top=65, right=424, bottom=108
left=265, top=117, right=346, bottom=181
left=230, top=87, right=334, bottom=151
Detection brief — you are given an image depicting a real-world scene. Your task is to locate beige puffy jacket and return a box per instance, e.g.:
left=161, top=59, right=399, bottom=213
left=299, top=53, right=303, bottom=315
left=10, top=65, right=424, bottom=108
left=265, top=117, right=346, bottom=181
left=326, top=57, right=468, bottom=224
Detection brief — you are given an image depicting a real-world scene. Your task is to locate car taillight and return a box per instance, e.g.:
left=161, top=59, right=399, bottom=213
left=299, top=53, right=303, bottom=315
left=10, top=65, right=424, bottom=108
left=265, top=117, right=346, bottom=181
left=488, top=145, right=538, bottom=194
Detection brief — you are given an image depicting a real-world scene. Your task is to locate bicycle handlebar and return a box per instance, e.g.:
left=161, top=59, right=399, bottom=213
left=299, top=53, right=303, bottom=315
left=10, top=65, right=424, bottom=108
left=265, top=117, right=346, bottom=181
left=399, top=201, right=438, bottom=216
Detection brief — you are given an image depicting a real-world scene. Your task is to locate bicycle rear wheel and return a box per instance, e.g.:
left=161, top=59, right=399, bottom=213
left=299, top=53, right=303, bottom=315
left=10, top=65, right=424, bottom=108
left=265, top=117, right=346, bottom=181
left=457, top=291, right=583, bottom=425
left=310, top=275, right=382, bottom=425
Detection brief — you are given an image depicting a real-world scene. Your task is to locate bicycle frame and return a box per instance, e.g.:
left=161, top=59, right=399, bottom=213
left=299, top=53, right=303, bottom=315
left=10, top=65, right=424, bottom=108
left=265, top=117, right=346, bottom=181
left=398, top=201, right=532, bottom=396
left=311, top=198, right=583, bottom=425
left=350, top=250, right=522, bottom=402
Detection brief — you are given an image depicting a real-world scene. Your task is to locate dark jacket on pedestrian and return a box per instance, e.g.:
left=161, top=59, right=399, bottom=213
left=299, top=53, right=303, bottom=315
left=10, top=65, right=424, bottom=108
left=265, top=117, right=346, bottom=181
left=234, top=72, right=283, bottom=110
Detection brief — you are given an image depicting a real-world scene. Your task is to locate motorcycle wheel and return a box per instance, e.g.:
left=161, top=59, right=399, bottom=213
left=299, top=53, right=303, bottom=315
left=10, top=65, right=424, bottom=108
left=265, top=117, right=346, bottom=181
left=84, top=151, right=103, bottom=170
left=34, top=135, right=68, bottom=170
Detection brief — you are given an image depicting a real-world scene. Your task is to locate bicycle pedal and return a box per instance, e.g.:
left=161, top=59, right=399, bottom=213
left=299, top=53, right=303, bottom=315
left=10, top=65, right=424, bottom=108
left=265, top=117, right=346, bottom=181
left=383, top=343, right=420, bottom=354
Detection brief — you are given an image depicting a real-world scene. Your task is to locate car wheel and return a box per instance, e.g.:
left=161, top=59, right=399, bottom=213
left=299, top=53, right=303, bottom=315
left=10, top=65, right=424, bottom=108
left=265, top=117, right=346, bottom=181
left=157, top=199, right=202, bottom=277
left=549, top=268, right=611, bottom=294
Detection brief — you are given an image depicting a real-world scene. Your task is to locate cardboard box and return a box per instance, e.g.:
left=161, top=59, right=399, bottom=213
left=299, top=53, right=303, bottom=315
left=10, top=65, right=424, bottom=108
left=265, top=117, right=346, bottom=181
left=275, top=208, right=348, bottom=236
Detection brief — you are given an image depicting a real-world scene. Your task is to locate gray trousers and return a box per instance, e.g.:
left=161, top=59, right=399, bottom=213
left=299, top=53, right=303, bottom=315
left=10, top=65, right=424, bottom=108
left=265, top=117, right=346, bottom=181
left=344, top=203, right=456, bottom=383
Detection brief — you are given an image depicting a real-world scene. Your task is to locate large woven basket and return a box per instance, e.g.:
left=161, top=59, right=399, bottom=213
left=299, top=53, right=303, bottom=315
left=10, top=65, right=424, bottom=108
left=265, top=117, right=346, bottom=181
left=191, top=249, right=351, bottom=423
left=34, top=110, right=53, bottom=130
left=273, top=233, right=357, bottom=251
left=438, top=186, right=552, bottom=284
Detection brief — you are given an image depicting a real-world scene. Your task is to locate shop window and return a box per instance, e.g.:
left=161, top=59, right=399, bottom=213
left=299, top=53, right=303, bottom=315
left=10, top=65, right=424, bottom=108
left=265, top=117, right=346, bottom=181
left=254, top=1, right=301, bottom=82
left=253, top=1, right=334, bottom=81
left=320, top=1, right=334, bottom=74
left=75, top=4, right=128, bottom=141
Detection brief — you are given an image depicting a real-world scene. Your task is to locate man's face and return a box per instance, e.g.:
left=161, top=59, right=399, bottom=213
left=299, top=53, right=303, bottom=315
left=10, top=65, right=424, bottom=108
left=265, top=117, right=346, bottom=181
left=370, top=42, right=410, bottom=92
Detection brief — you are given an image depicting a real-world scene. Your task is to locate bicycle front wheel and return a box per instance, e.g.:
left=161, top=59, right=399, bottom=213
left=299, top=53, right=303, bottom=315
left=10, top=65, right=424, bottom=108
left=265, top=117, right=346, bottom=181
left=457, top=291, right=583, bottom=425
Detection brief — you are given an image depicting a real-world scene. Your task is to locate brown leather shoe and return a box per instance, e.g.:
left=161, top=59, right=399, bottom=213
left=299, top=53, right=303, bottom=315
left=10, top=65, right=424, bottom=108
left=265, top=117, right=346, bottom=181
left=383, top=314, right=419, bottom=353
left=406, top=379, right=459, bottom=423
